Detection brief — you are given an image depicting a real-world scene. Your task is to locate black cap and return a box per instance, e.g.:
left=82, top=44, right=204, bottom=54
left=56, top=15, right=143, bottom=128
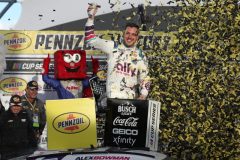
left=27, top=80, right=38, bottom=89
left=9, top=95, right=22, bottom=107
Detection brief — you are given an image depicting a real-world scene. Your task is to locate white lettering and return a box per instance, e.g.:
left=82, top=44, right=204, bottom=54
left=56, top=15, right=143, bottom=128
left=113, top=136, right=136, bottom=146
left=113, top=116, right=138, bottom=127
left=112, top=128, right=138, bottom=136
left=118, top=105, right=136, bottom=113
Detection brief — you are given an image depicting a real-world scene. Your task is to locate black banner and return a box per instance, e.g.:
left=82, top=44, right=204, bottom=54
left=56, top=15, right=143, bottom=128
left=104, top=98, right=149, bottom=148
left=89, top=76, right=107, bottom=112
left=5, top=58, right=107, bottom=74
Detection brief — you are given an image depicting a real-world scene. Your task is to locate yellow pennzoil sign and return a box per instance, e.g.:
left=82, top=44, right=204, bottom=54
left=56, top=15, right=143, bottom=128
left=0, top=77, right=27, bottom=93
left=46, top=98, right=97, bottom=150
left=3, top=32, right=32, bottom=51
left=53, top=112, right=90, bottom=134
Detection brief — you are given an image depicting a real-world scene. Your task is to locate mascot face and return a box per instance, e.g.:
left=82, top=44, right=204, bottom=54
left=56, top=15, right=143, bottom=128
left=54, top=50, right=87, bottom=79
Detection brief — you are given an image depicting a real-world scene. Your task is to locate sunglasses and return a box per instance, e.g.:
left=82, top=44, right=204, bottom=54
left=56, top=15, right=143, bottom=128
left=11, top=105, right=22, bottom=107
left=10, top=103, right=22, bottom=107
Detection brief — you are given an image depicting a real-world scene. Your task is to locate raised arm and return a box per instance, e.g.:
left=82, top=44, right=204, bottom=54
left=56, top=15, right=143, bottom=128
left=84, top=3, right=114, bottom=54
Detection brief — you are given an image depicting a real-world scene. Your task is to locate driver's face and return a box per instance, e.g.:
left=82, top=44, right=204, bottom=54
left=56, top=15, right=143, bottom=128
left=123, top=27, right=139, bottom=47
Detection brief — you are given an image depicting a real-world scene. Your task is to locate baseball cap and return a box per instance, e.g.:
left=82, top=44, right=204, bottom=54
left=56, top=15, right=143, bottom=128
left=27, top=80, right=38, bottom=89
left=9, top=95, right=22, bottom=107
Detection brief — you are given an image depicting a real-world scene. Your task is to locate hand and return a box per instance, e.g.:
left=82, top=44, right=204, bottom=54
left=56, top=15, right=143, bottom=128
left=87, top=3, right=100, bottom=19
left=42, top=54, right=50, bottom=75
left=137, top=95, right=146, bottom=100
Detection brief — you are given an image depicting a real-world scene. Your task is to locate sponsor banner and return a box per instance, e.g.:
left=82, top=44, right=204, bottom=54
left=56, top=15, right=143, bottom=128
left=46, top=98, right=97, bottom=150
left=146, top=100, right=161, bottom=151
left=0, top=76, right=27, bottom=93
left=0, top=30, right=175, bottom=55
left=0, top=74, right=58, bottom=109
left=52, top=153, right=157, bottom=160
left=4, top=57, right=107, bottom=74
left=104, top=99, right=149, bottom=148
left=27, top=151, right=166, bottom=160
left=0, top=56, right=106, bottom=109
left=104, top=99, right=160, bottom=151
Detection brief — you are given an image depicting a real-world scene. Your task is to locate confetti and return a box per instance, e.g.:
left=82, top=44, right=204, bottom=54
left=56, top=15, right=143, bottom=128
left=145, top=0, right=240, bottom=159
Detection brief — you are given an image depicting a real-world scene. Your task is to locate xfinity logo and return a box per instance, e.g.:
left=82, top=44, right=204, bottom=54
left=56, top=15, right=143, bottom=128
left=112, top=128, right=138, bottom=146
left=116, top=62, right=136, bottom=76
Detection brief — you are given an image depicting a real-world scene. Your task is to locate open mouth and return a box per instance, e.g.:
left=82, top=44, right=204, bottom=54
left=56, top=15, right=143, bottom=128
left=65, top=66, right=80, bottom=72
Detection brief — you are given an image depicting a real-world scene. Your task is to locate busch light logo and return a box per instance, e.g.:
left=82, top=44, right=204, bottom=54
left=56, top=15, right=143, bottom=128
left=118, top=102, right=137, bottom=116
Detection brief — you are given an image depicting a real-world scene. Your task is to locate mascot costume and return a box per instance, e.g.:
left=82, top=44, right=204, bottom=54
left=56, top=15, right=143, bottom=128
left=0, top=35, right=7, bottom=112
left=39, top=50, right=99, bottom=150
left=42, top=50, right=99, bottom=99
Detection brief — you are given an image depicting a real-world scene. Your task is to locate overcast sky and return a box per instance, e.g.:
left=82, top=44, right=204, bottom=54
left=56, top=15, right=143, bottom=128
left=0, top=0, right=175, bottom=30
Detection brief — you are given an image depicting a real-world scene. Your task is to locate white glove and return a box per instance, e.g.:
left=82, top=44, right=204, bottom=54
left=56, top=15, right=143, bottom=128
left=87, top=3, right=101, bottom=19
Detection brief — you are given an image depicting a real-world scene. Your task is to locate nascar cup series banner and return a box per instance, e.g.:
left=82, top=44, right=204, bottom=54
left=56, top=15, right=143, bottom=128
left=46, top=98, right=97, bottom=150
left=104, top=99, right=161, bottom=151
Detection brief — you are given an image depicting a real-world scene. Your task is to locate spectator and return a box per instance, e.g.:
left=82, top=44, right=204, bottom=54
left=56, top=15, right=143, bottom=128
left=21, top=80, right=46, bottom=142
left=0, top=95, right=37, bottom=159
left=0, top=99, right=5, bottom=115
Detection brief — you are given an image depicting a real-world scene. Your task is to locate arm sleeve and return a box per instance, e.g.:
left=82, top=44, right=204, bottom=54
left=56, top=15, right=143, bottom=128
left=27, top=114, right=38, bottom=147
left=42, top=74, right=61, bottom=89
left=138, top=52, right=151, bottom=98
left=0, top=113, right=6, bottom=128
left=39, top=102, right=46, bottom=135
left=42, top=74, right=75, bottom=99
left=85, top=18, right=114, bottom=54
left=0, top=100, right=5, bottom=114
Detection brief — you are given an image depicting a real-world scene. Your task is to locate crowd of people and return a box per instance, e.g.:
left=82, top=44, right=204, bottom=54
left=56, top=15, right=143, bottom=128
left=0, top=81, right=45, bottom=159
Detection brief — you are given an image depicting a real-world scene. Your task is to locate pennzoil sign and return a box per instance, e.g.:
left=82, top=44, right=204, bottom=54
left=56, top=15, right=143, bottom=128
left=3, top=32, right=32, bottom=51
left=53, top=112, right=90, bottom=134
left=0, top=77, right=27, bottom=93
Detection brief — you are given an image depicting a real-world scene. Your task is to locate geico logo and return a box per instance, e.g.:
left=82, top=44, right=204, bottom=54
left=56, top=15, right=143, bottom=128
left=112, top=128, right=138, bottom=135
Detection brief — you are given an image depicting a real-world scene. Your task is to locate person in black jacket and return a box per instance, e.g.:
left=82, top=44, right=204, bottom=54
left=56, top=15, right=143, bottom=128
left=0, top=95, right=38, bottom=160
left=0, top=99, right=5, bottom=115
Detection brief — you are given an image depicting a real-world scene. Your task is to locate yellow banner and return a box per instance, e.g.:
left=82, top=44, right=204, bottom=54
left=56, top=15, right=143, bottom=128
left=46, top=98, right=97, bottom=150
left=0, top=30, right=176, bottom=55
left=0, top=30, right=85, bottom=54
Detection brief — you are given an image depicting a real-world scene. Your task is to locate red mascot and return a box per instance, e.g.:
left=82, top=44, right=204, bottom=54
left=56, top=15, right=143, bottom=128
left=42, top=50, right=98, bottom=99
